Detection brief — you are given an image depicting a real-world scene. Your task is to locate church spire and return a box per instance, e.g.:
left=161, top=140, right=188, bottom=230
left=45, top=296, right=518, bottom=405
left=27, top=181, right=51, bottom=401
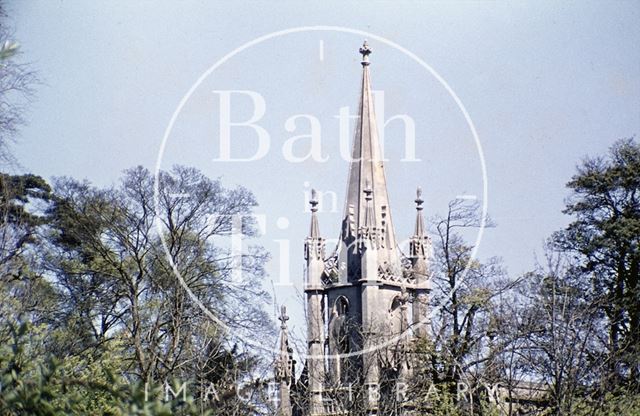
left=305, top=189, right=324, bottom=262
left=309, top=189, right=320, bottom=239
left=409, top=186, right=429, bottom=261
left=304, top=190, right=325, bottom=414
left=274, top=305, right=293, bottom=416
left=413, top=187, right=425, bottom=238
left=297, top=41, right=433, bottom=413
left=410, top=187, right=431, bottom=339
left=340, top=40, right=400, bottom=274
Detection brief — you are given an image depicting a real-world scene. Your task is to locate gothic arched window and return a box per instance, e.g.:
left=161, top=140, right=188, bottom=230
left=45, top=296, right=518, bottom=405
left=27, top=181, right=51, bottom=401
left=389, top=296, right=404, bottom=333
left=335, top=296, right=349, bottom=316
left=329, top=296, right=351, bottom=356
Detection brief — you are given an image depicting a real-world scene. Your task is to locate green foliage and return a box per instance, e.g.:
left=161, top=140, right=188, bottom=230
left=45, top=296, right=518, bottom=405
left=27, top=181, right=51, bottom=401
left=479, top=401, right=501, bottom=416
left=0, top=173, right=52, bottom=281
left=0, top=167, right=272, bottom=415
left=0, top=322, right=209, bottom=415
left=0, top=40, right=19, bottom=61
left=572, top=389, right=640, bottom=416
left=0, top=173, right=51, bottom=226
left=421, top=383, right=462, bottom=416
left=554, top=138, right=640, bottom=385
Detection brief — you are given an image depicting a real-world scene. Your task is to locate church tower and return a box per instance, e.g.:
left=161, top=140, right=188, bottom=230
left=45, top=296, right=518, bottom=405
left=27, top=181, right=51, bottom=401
left=278, top=41, right=432, bottom=416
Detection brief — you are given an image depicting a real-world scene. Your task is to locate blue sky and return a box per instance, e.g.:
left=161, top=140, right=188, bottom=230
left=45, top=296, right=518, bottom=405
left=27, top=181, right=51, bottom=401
left=7, top=1, right=640, bottom=346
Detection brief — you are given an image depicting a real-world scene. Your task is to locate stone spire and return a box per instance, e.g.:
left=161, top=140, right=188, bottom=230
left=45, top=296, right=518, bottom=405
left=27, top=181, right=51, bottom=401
left=304, top=190, right=325, bottom=414
left=305, top=189, right=324, bottom=262
left=414, top=187, right=425, bottom=237
left=410, top=187, right=431, bottom=338
left=309, top=189, right=320, bottom=239
left=274, top=305, right=294, bottom=416
left=340, top=40, right=401, bottom=278
left=409, top=187, right=430, bottom=264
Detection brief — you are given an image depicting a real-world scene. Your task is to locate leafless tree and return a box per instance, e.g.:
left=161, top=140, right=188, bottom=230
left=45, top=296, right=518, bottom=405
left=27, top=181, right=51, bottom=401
left=0, top=4, right=38, bottom=165
left=514, top=246, right=604, bottom=415
left=45, top=165, right=273, bottom=414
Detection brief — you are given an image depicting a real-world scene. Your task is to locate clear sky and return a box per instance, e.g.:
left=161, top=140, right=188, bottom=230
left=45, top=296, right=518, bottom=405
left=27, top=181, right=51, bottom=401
left=7, top=1, right=640, bottom=348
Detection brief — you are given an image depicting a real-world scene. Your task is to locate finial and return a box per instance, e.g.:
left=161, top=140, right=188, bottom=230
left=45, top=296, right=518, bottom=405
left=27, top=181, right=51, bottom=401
left=309, top=188, right=319, bottom=213
left=415, top=186, right=424, bottom=211
left=278, top=305, right=289, bottom=329
left=359, top=40, right=372, bottom=66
